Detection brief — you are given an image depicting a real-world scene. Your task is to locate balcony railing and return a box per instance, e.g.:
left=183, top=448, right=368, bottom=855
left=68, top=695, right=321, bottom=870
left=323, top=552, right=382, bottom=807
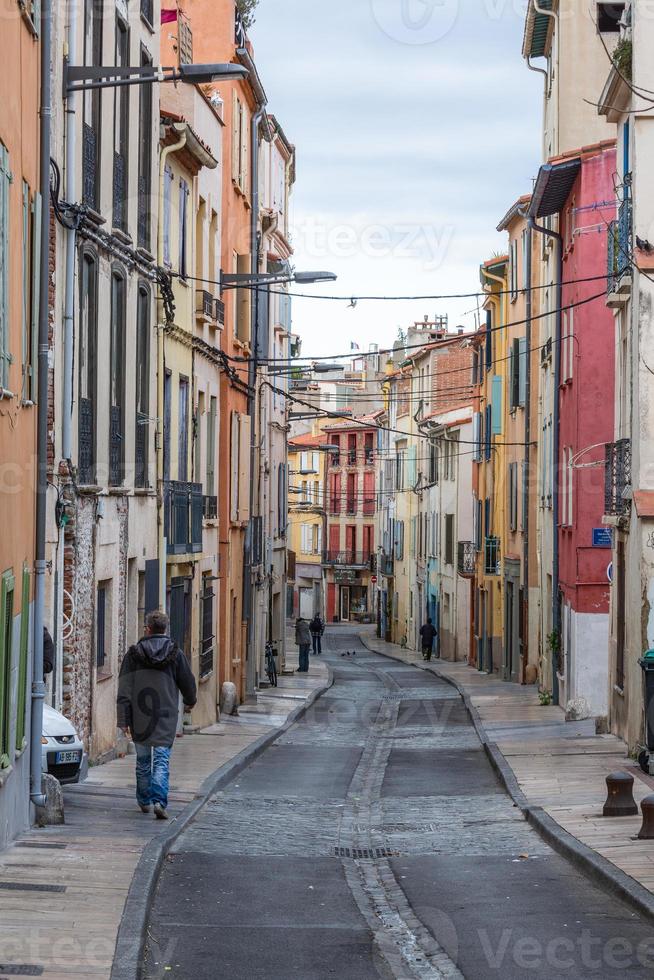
left=165, top=481, right=204, bottom=555
left=82, top=124, right=98, bottom=209
left=197, top=289, right=214, bottom=318
left=323, top=550, right=372, bottom=568
left=607, top=198, right=632, bottom=295
left=458, top=541, right=475, bottom=577
left=484, top=537, right=501, bottom=576
left=215, top=298, right=225, bottom=325
left=203, top=495, right=218, bottom=520
left=605, top=438, right=632, bottom=517
left=113, top=151, right=126, bottom=230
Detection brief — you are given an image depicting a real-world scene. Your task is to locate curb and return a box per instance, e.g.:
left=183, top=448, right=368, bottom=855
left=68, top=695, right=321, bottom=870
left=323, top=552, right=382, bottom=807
left=110, top=665, right=335, bottom=980
left=359, top=633, right=654, bottom=925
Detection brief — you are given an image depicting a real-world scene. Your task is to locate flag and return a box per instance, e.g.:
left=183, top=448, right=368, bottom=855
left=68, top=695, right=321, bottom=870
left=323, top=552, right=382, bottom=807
left=161, top=8, right=178, bottom=23
left=350, top=342, right=360, bottom=351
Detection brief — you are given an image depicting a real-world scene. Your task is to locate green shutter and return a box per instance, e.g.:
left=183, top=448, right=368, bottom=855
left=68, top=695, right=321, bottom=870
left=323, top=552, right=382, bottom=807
left=16, top=567, right=30, bottom=751
left=30, top=192, right=41, bottom=403
left=0, top=144, right=10, bottom=389
left=491, top=376, right=503, bottom=435
left=518, top=337, right=527, bottom=407
left=22, top=183, right=30, bottom=401
left=408, top=445, right=417, bottom=486
left=0, top=570, right=15, bottom=767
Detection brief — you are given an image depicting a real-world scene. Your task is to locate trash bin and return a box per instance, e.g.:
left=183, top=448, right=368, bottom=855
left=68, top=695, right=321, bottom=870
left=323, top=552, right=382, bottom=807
left=639, top=651, right=654, bottom=760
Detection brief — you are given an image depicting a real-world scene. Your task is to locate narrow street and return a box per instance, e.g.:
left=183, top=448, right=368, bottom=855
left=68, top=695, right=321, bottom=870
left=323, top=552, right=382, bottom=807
left=143, top=628, right=654, bottom=980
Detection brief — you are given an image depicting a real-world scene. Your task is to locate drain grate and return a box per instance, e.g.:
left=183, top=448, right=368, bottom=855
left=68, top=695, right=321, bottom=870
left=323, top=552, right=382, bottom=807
left=0, top=882, right=65, bottom=893
left=15, top=842, right=67, bottom=850
left=334, top=846, right=398, bottom=859
left=0, top=967, right=44, bottom=976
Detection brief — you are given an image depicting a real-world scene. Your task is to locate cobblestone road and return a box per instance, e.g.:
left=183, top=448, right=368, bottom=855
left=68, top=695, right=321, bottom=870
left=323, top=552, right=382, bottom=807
left=143, top=629, right=654, bottom=979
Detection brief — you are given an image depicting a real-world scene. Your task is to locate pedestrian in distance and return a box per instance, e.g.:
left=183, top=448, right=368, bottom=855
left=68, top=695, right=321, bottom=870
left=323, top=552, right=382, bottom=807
left=420, top=618, right=437, bottom=662
left=295, top=617, right=312, bottom=673
left=309, top=613, right=324, bottom=655
left=117, top=610, right=197, bottom=820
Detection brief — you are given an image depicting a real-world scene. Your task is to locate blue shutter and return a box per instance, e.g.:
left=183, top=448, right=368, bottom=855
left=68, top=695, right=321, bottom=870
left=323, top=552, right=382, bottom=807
left=484, top=405, right=492, bottom=460
left=518, top=337, right=527, bottom=407
left=163, top=167, right=172, bottom=266
left=491, top=376, right=502, bottom=435
left=21, top=183, right=29, bottom=400
left=0, top=144, right=10, bottom=388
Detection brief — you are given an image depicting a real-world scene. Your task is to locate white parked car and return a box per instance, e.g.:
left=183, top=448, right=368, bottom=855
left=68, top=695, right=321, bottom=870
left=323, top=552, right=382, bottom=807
left=41, top=704, right=86, bottom=785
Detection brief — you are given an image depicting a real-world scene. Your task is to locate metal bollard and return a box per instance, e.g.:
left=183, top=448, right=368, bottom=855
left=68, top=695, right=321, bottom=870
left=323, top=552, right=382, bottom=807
left=603, top=771, right=638, bottom=817
left=637, top=795, right=654, bottom=840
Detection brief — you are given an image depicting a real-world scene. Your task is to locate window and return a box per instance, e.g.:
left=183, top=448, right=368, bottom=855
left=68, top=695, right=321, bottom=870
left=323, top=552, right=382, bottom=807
left=15, top=567, right=29, bottom=752
left=235, top=253, right=251, bottom=343
left=348, top=434, right=357, bottom=465
left=364, top=432, right=374, bottom=464
left=135, top=284, right=151, bottom=488
left=178, top=179, right=189, bottom=278
left=0, top=143, right=10, bottom=389
left=163, top=167, right=173, bottom=266
left=330, top=472, right=341, bottom=515
left=445, top=514, right=454, bottom=566
left=429, top=440, right=439, bottom=483
left=509, top=239, right=518, bottom=302
left=230, top=412, right=251, bottom=524
left=562, top=447, right=574, bottom=527
left=484, top=537, right=501, bottom=575
left=485, top=310, right=493, bottom=371
left=178, top=377, right=189, bottom=482
left=109, top=269, right=127, bottom=486
left=363, top=471, right=375, bottom=515
left=597, top=3, right=625, bottom=32
left=206, top=396, right=217, bottom=496
left=472, top=413, right=482, bottom=462
left=563, top=308, right=574, bottom=383
left=394, top=521, right=404, bottom=561
left=21, top=186, right=41, bottom=403
left=363, top=525, right=374, bottom=559
left=113, top=13, right=130, bottom=230
left=491, top=376, right=503, bottom=435
left=232, top=92, right=249, bottom=195
left=521, top=228, right=529, bottom=290
left=82, top=1, right=102, bottom=210
left=78, top=251, right=98, bottom=484
left=137, top=46, right=153, bottom=248
left=96, top=581, right=110, bottom=672
left=347, top=472, right=357, bottom=514
left=330, top=435, right=340, bottom=466
left=163, top=370, right=172, bottom=483
left=484, top=404, right=492, bottom=460
left=0, top=571, right=15, bottom=766
left=200, top=575, right=215, bottom=679
left=509, top=462, right=519, bottom=532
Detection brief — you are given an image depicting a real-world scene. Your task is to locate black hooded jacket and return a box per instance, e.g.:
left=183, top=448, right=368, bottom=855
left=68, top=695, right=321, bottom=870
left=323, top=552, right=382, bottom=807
left=117, top=635, right=197, bottom=747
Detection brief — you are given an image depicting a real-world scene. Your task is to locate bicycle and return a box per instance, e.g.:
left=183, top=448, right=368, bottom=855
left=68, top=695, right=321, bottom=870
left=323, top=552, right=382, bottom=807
left=265, top=641, right=278, bottom=688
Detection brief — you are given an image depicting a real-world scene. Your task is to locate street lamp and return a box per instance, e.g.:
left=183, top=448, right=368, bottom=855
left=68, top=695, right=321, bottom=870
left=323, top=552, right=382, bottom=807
left=219, top=269, right=337, bottom=294
left=63, top=62, right=249, bottom=96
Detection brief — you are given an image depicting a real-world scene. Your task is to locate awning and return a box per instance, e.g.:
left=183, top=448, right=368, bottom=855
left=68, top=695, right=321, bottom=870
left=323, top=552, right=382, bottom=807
left=528, top=158, right=581, bottom=218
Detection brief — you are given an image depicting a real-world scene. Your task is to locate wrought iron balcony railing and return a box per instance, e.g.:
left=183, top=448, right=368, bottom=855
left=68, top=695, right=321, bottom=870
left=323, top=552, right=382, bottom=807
left=457, top=541, right=475, bottom=577
left=607, top=198, right=632, bottom=295
left=322, top=550, right=373, bottom=568
left=165, top=481, right=204, bottom=555
left=604, top=438, right=632, bottom=517
left=484, top=537, right=501, bottom=576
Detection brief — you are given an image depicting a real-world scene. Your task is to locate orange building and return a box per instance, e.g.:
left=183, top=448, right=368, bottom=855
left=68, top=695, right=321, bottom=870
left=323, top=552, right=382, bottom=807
left=0, top=0, right=41, bottom=848
left=181, top=0, right=265, bottom=700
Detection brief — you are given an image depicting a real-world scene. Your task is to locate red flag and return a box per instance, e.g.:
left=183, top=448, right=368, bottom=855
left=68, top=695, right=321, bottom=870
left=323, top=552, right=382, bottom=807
left=161, top=9, right=178, bottom=23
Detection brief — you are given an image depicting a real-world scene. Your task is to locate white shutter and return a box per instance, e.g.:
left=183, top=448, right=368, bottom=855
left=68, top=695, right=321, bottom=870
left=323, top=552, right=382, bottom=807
left=230, top=411, right=240, bottom=523
left=238, top=413, right=251, bottom=522
left=232, top=92, right=241, bottom=185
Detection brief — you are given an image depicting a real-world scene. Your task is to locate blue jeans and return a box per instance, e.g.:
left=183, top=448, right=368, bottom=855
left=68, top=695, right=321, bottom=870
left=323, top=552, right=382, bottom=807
left=312, top=634, right=322, bottom=654
left=135, top=743, right=171, bottom=809
left=299, top=644, right=310, bottom=672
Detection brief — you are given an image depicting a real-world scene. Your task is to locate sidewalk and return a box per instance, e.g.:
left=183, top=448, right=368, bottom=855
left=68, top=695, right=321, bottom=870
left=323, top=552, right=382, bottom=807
left=359, top=626, right=654, bottom=913
left=0, top=654, right=328, bottom=980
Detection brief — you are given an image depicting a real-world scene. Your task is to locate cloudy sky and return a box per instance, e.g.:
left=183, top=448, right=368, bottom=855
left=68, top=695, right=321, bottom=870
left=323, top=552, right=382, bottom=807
left=251, top=0, right=543, bottom=359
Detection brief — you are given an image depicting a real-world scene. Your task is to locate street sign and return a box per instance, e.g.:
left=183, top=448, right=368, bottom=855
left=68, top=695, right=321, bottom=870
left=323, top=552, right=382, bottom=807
left=593, top=527, right=613, bottom=549
left=371, top=576, right=378, bottom=584
left=607, top=562, right=613, bottom=584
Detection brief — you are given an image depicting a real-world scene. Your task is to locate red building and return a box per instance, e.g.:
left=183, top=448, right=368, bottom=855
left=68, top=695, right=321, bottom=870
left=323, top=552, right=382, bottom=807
left=323, top=414, right=381, bottom=623
left=530, top=140, right=616, bottom=715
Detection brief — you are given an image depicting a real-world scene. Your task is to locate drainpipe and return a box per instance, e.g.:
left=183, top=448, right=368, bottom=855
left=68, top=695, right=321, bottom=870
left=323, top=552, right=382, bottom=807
left=529, top=215, right=562, bottom=707
left=245, top=106, right=266, bottom=699
left=31, top=0, right=52, bottom=807
left=521, top=216, right=533, bottom=683
left=157, top=126, right=188, bottom=606
left=61, top=0, right=78, bottom=462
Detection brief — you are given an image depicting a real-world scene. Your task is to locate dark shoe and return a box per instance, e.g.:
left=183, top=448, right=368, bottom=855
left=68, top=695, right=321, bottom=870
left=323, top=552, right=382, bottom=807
left=138, top=803, right=151, bottom=814
left=153, top=803, right=168, bottom=820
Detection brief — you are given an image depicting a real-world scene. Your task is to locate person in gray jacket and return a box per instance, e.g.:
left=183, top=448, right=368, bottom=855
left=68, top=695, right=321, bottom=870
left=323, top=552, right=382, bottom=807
left=295, top=617, right=311, bottom=673
left=117, top=611, right=197, bottom=819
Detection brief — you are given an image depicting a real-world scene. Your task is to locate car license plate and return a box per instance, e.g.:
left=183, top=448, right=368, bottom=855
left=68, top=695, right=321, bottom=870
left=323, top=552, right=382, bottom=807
left=55, top=750, right=81, bottom=765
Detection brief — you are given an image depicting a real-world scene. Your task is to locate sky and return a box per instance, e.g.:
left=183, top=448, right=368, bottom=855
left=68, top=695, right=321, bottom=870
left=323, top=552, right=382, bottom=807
left=250, top=0, right=543, bottom=360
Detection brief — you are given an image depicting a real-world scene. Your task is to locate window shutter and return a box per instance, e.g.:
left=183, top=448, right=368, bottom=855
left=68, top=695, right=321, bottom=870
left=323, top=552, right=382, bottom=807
left=518, top=337, right=527, bottom=406
left=241, top=104, right=249, bottom=196
left=21, top=183, right=29, bottom=401
left=16, top=566, right=30, bottom=751
left=30, top=192, right=41, bottom=403
left=238, top=413, right=251, bottom=522
left=163, top=167, right=172, bottom=266
left=491, top=376, right=502, bottom=435
left=0, top=144, right=10, bottom=388
left=230, top=411, right=239, bottom=523
left=232, top=92, right=240, bottom=185
left=472, top=412, right=480, bottom=461
left=484, top=405, right=492, bottom=460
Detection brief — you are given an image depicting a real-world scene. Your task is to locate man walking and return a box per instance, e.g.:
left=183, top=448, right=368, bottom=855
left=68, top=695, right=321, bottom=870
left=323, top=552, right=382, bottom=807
left=420, top=618, right=437, bottom=662
left=309, top=613, right=324, bottom=655
left=295, top=617, right=311, bottom=673
left=117, top=611, right=197, bottom=820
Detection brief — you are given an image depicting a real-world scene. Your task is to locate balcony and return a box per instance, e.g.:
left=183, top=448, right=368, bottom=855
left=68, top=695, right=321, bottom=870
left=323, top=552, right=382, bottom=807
left=323, top=551, right=372, bottom=569
left=165, top=482, right=203, bottom=556
left=457, top=541, right=475, bottom=578
left=380, top=551, right=394, bottom=576
left=484, top=537, right=501, bottom=576
left=607, top=198, right=632, bottom=306
left=604, top=438, right=632, bottom=518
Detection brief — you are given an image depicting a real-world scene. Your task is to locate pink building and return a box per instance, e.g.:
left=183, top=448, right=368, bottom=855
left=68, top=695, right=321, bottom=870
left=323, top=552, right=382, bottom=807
left=531, top=141, right=616, bottom=715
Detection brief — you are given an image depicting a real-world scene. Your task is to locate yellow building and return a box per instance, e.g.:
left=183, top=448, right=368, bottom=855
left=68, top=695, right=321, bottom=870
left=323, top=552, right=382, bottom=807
left=288, top=432, right=327, bottom=619
left=472, top=257, right=509, bottom=674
